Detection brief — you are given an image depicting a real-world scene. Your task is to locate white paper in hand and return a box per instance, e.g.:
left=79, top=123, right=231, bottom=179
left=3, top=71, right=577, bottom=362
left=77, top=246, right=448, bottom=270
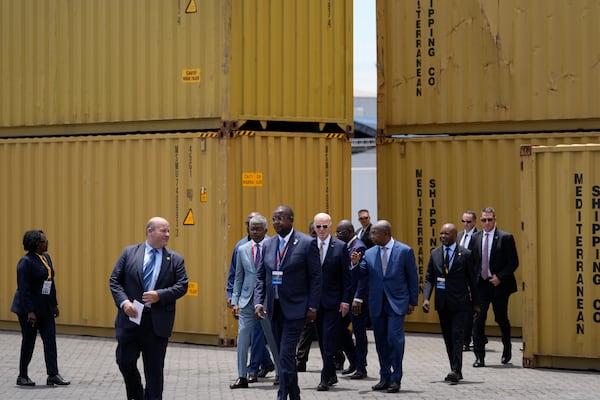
left=129, top=300, right=144, bottom=325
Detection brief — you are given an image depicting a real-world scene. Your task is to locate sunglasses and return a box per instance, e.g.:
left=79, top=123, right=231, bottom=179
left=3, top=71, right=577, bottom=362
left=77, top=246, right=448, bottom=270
left=358, top=216, right=369, bottom=220
left=481, top=218, right=494, bottom=222
left=461, top=220, right=473, bottom=223
left=315, top=224, right=329, bottom=229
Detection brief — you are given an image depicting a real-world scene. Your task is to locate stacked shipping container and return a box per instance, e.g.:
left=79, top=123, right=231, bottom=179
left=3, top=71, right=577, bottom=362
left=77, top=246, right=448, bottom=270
left=0, top=0, right=353, bottom=345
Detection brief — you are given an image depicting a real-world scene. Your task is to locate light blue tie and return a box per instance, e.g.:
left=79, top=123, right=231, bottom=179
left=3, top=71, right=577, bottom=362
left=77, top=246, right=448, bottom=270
left=143, top=249, right=156, bottom=290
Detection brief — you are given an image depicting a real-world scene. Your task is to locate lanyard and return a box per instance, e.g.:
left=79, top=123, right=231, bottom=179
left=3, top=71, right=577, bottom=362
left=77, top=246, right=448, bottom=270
left=276, top=240, right=290, bottom=270
left=37, top=254, right=52, bottom=280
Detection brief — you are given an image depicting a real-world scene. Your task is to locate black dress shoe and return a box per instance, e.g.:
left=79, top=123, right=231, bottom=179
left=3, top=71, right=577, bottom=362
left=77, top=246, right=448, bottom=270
left=16, top=376, right=35, bottom=386
left=317, top=381, right=329, bottom=391
left=273, top=375, right=280, bottom=386
left=47, top=374, right=70, bottom=386
left=230, top=377, right=248, bottom=389
left=386, top=381, right=401, bottom=393
left=328, top=375, right=338, bottom=386
left=247, top=372, right=258, bottom=383
left=444, top=371, right=461, bottom=383
left=296, top=361, right=306, bottom=372
left=473, top=358, right=485, bottom=368
left=501, top=346, right=512, bottom=364
left=371, top=381, right=390, bottom=391
left=341, top=364, right=356, bottom=375
left=350, top=370, right=367, bottom=379
left=257, top=364, right=275, bottom=377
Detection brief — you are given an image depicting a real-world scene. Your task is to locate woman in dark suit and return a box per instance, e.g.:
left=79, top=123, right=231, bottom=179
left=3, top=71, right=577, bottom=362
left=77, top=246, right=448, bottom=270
left=11, top=230, right=70, bottom=386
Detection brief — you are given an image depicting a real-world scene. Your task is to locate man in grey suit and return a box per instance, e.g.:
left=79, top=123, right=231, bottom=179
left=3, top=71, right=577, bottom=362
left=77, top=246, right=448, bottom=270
left=230, top=215, right=280, bottom=389
left=109, top=216, right=188, bottom=400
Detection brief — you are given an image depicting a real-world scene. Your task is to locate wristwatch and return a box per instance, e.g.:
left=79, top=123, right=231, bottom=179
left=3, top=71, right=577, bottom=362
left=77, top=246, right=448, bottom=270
left=308, top=307, right=317, bottom=312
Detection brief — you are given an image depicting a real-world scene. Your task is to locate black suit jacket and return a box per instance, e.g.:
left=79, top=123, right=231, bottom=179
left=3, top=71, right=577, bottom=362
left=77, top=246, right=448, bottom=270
left=457, top=228, right=478, bottom=249
left=109, top=243, right=189, bottom=338
left=317, top=237, right=352, bottom=310
left=355, top=223, right=374, bottom=248
left=423, top=245, right=479, bottom=312
left=11, top=252, right=58, bottom=317
left=471, top=228, right=519, bottom=294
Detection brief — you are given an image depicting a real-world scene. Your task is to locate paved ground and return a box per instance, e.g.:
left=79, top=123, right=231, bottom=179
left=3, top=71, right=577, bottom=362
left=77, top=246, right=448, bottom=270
left=0, top=329, right=598, bottom=400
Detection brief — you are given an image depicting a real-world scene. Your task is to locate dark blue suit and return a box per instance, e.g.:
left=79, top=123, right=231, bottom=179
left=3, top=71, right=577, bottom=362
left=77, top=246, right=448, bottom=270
left=315, top=237, right=352, bottom=384
left=254, top=229, right=321, bottom=400
left=364, top=240, right=418, bottom=384
left=109, top=243, right=188, bottom=400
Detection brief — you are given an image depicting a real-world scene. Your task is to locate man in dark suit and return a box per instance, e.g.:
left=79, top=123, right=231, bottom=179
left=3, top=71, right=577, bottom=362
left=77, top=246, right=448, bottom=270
left=352, top=220, right=418, bottom=393
left=422, top=223, right=480, bottom=383
left=313, top=213, right=352, bottom=391
left=355, top=209, right=375, bottom=249
left=457, top=210, right=478, bottom=351
left=109, top=216, right=189, bottom=400
left=336, top=219, right=370, bottom=380
left=471, top=207, right=519, bottom=367
left=255, top=205, right=322, bottom=400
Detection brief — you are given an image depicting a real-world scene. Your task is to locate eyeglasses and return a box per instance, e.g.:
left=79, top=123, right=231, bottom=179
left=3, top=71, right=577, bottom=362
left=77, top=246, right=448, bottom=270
left=358, top=216, right=369, bottom=220
left=481, top=218, right=495, bottom=222
left=461, top=220, right=473, bottom=223
left=315, top=224, right=329, bottom=229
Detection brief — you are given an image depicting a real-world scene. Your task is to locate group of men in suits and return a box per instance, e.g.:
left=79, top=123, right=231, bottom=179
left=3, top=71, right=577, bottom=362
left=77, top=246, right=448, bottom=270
left=422, top=207, right=519, bottom=384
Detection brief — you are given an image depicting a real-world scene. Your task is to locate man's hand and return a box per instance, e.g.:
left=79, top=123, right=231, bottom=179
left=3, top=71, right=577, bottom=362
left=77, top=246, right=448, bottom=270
left=232, top=305, right=240, bottom=319
left=122, top=300, right=138, bottom=319
left=407, top=304, right=415, bottom=315
left=339, top=303, right=350, bottom=318
left=255, top=305, right=266, bottom=320
left=422, top=300, right=430, bottom=313
left=351, top=300, right=362, bottom=316
left=490, top=274, right=501, bottom=287
left=142, top=290, right=160, bottom=305
left=306, top=308, right=317, bottom=324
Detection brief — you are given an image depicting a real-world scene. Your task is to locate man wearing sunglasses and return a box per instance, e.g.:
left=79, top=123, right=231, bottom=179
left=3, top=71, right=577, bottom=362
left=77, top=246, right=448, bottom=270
left=355, top=210, right=375, bottom=249
left=470, top=207, right=519, bottom=368
left=457, top=211, right=478, bottom=352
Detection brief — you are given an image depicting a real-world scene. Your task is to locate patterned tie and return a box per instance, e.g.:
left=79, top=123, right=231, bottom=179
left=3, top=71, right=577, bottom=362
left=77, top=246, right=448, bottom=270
left=481, top=233, right=490, bottom=279
left=254, top=243, right=261, bottom=268
left=143, top=248, right=156, bottom=290
left=319, top=241, right=325, bottom=265
left=381, top=246, right=388, bottom=275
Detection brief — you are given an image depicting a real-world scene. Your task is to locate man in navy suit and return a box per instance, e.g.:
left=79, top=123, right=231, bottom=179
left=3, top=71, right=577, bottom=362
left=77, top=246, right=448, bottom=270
left=336, top=219, right=370, bottom=380
left=255, top=205, right=321, bottom=400
left=422, top=223, right=480, bottom=383
left=471, top=207, right=519, bottom=367
left=352, top=220, right=418, bottom=393
left=457, top=210, right=478, bottom=351
left=109, top=217, right=189, bottom=400
left=313, top=213, right=352, bottom=391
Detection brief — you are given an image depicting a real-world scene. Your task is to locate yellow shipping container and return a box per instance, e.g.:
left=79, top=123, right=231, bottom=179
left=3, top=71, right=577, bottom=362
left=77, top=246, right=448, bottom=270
left=0, top=0, right=353, bottom=136
left=377, top=0, right=600, bottom=135
left=520, top=144, right=600, bottom=370
left=0, top=131, right=351, bottom=345
left=376, top=132, right=600, bottom=334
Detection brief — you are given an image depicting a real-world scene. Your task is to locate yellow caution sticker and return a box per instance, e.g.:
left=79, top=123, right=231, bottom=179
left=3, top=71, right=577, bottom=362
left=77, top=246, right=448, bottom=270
left=200, top=187, right=207, bottom=202
left=185, top=0, right=197, bottom=14
left=186, top=281, right=199, bottom=296
left=242, top=172, right=263, bottom=187
left=182, top=68, right=200, bottom=83
left=183, top=209, right=195, bottom=225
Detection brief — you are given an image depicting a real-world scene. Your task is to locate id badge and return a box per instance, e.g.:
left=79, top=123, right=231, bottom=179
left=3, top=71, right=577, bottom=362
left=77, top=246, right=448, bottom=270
left=436, top=277, right=446, bottom=290
left=42, top=280, right=52, bottom=295
left=272, top=270, right=283, bottom=285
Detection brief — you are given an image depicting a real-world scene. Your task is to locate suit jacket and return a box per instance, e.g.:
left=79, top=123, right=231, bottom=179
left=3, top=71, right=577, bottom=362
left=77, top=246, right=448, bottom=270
left=232, top=240, right=261, bottom=309
left=364, top=240, right=419, bottom=317
left=317, top=237, right=352, bottom=310
left=457, top=228, right=478, bottom=250
left=471, top=228, right=519, bottom=294
left=356, top=224, right=374, bottom=248
left=254, top=229, right=321, bottom=320
left=11, top=252, right=58, bottom=316
left=423, top=245, right=479, bottom=312
left=226, top=236, right=250, bottom=299
left=109, top=243, right=189, bottom=338
left=347, top=237, right=369, bottom=301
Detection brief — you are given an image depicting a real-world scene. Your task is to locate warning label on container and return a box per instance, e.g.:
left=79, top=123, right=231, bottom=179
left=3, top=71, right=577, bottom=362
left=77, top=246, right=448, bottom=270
left=573, top=173, right=600, bottom=335
left=182, top=68, right=200, bottom=83
left=186, top=281, right=199, bottom=296
left=242, top=172, right=263, bottom=187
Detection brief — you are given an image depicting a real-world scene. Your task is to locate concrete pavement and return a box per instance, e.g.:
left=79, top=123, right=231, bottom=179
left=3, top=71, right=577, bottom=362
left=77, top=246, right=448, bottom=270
left=1, top=329, right=598, bottom=399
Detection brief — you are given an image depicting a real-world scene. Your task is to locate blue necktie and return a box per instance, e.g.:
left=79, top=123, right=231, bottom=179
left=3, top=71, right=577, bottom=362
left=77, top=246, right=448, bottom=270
left=143, top=249, right=156, bottom=290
